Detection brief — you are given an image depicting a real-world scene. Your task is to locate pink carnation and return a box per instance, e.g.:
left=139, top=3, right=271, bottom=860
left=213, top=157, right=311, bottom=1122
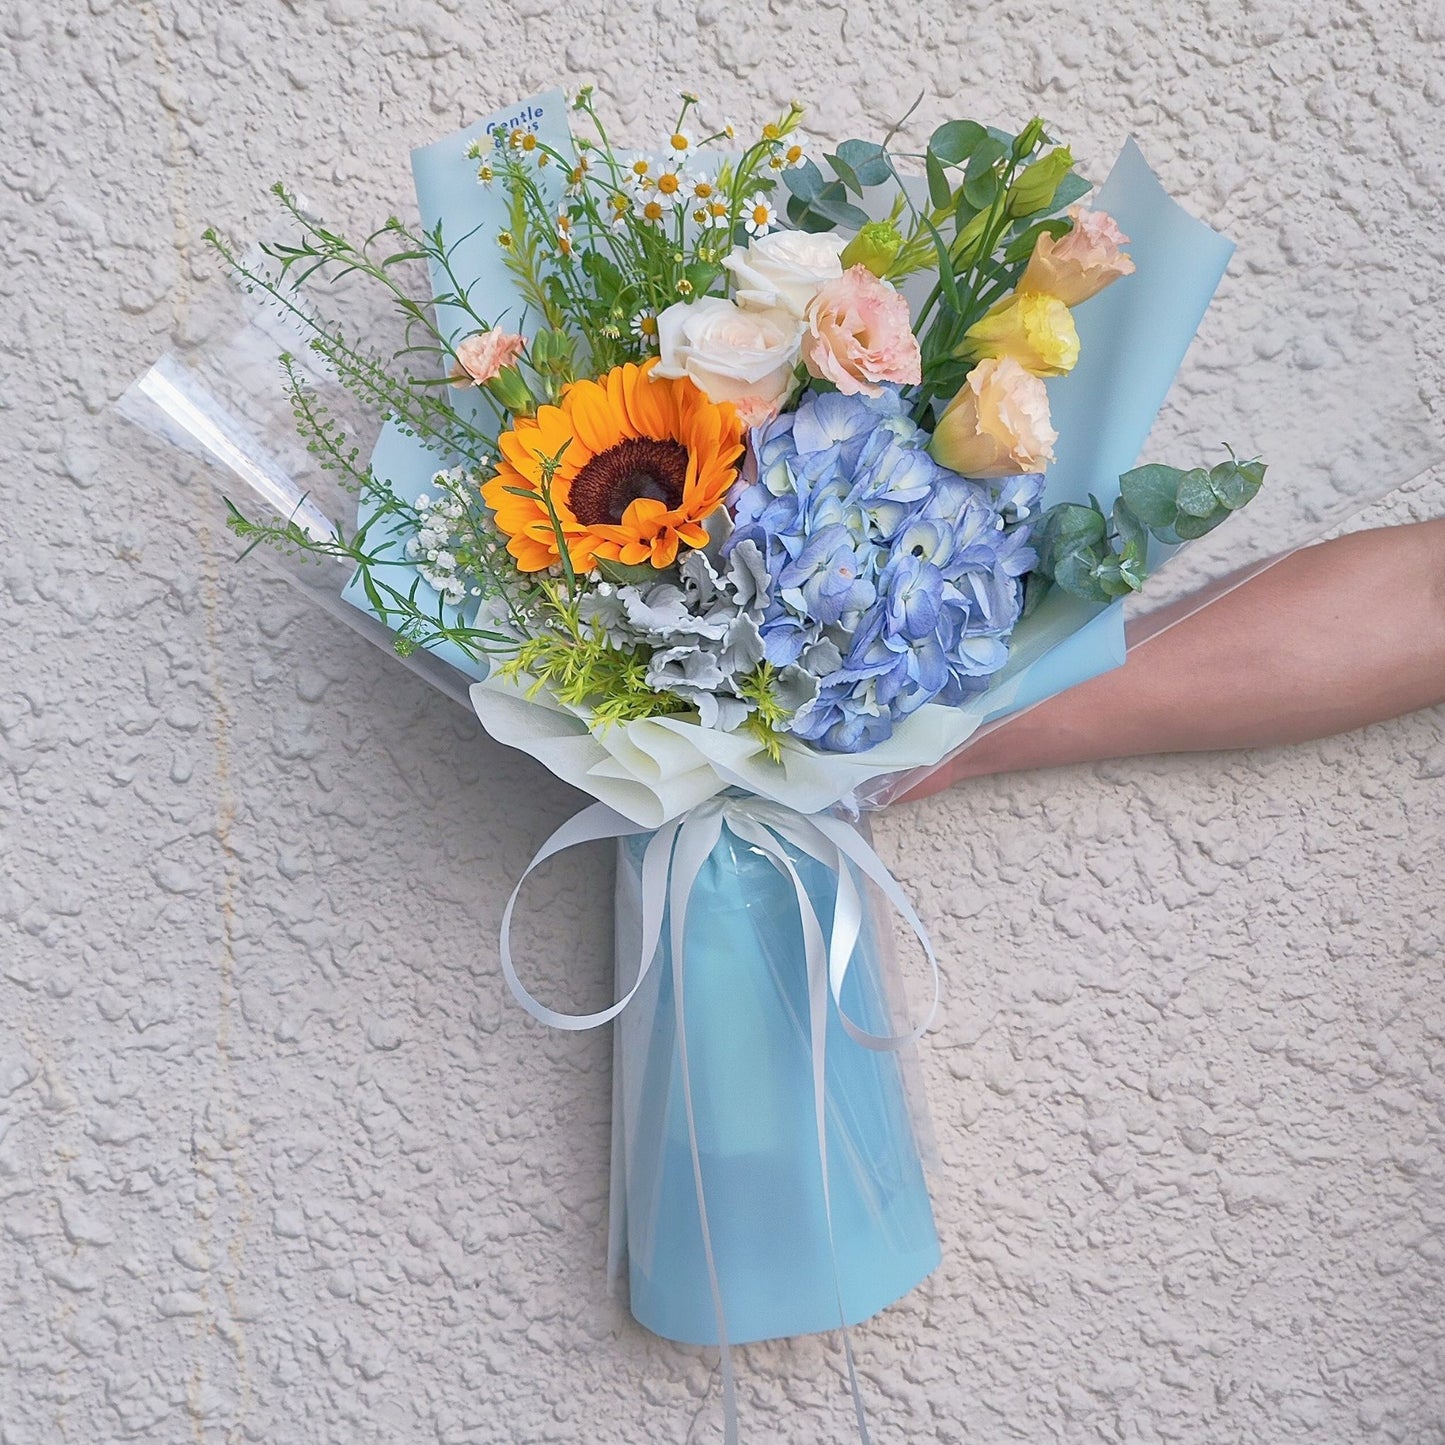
left=800, top=266, right=921, bottom=397
left=450, top=329, right=527, bottom=387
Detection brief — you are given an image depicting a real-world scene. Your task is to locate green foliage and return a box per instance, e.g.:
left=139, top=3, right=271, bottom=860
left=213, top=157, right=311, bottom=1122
left=1031, top=450, right=1267, bottom=606
left=1119, top=453, right=1266, bottom=545
left=791, top=103, right=1093, bottom=423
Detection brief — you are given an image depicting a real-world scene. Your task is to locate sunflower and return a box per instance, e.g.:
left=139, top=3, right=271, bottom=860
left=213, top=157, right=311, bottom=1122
left=481, top=359, right=744, bottom=574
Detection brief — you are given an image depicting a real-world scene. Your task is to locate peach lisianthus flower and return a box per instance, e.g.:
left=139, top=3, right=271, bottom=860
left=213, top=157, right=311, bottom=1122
left=1020, top=205, right=1135, bottom=307
left=800, top=265, right=921, bottom=397
left=450, top=329, right=527, bottom=387
left=929, top=356, right=1057, bottom=478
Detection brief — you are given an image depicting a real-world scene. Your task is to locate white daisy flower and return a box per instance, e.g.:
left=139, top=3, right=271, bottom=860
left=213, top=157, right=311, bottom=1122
left=630, top=310, right=659, bottom=347
left=624, top=153, right=653, bottom=190
left=742, top=193, right=777, bottom=237
left=651, top=164, right=687, bottom=209
left=634, top=196, right=669, bottom=228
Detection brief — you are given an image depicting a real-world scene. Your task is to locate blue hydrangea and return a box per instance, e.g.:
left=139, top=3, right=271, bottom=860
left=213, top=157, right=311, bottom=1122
left=723, top=387, right=1038, bottom=753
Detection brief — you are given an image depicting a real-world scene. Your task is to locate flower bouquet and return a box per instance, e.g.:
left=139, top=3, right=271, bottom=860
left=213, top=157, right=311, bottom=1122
left=123, top=85, right=1430, bottom=1439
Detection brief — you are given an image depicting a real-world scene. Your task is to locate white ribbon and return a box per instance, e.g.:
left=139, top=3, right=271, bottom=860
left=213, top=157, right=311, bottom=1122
left=498, top=794, right=940, bottom=1443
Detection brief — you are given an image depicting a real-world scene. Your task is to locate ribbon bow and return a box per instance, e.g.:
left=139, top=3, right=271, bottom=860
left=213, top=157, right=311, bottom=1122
left=499, top=794, right=940, bottom=1442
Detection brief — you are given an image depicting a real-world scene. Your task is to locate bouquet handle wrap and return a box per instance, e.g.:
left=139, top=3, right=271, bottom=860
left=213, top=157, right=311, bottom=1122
left=609, top=816, right=940, bottom=1346
left=499, top=796, right=942, bottom=1368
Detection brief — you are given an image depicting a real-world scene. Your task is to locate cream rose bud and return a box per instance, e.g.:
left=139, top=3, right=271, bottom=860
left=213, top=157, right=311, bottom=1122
left=1020, top=205, right=1135, bottom=307
left=653, top=296, right=803, bottom=425
left=929, top=356, right=1057, bottom=478
left=722, top=229, right=848, bottom=317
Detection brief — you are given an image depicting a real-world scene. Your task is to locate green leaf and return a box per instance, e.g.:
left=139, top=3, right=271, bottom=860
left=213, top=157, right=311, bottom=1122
left=683, top=260, right=722, bottom=298
left=925, top=148, right=952, bottom=211
left=834, top=139, right=892, bottom=187
left=1090, top=558, right=1134, bottom=598
left=1237, top=458, right=1267, bottom=492
left=826, top=152, right=862, bottom=195
left=962, top=136, right=1009, bottom=208
left=1040, top=502, right=1107, bottom=555
left=810, top=181, right=869, bottom=229
left=1041, top=173, right=1091, bottom=215
left=1173, top=509, right=1226, bottom=541
left=929, top=119, right=986, bottom=166
left=922, top=218, right=962, bottom=316
left=788, top=201, right=839, bottom=234
left=783, top=159, right=826, bottom=202
left=1112, top=495, right=1148, bottom=559
left=1118, top=464, right=1183, bottom=530
left=597, top=557, right=664, bottom=586
left=1207, top=458, right=1251, bottom=509
left=1175, top=467, right=1218, bottom=518
left=947, top=192, right=982, bottom=234
left=1054, top=545, right=1109, bottom=600
left=1209, top=455, right=1265, bottom=509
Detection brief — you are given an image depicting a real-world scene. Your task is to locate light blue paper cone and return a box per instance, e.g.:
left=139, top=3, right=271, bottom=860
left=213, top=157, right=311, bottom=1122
left=612, top=825, right=940, bottom=1346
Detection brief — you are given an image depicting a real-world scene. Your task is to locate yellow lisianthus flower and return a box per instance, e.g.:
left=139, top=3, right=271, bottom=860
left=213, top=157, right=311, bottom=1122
left=959, top=291, right=1080, bottom=378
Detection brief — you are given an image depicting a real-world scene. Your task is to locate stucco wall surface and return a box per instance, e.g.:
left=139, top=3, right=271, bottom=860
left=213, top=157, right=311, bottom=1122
left=3, top=1, right=1444, bottom=1442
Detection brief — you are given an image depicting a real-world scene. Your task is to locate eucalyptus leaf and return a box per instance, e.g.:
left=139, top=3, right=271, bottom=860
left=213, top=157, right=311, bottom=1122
left=786, top=195, right=836, bottom=233
left=783, top=159, right=825, bottom=202
left=1112, top=496, right=1148, bottom=558
left=929, top=119, right=986, bottom=166
left=1118, top=464, right=1183, bottom=529
left=826, top=152, right=862, bottom=195
left=1040, top=502, right=1107, bottom=556
left=811, top=181, right=869, bottom=229
left=1172, top=509, right=1225, bottom=541
left=1048, top=173, right=1092, bottom=213
left=1054, top=546, right=1107, bottom=600
left=834, top=138, right=892, bottom=187
left=1175, top=467, right=1218, bottom=518
left=1208, top=458, right=1251, bottom=509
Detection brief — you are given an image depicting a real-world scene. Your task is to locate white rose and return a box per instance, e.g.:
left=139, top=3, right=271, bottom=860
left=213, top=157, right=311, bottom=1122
left=654, top=297, right=802, bottom=426
left=722, top=230, right=849, bottom=318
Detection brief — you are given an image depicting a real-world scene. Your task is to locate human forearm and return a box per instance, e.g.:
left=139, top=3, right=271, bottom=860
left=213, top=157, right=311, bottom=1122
left=902, top=521, right=1445, bottom=797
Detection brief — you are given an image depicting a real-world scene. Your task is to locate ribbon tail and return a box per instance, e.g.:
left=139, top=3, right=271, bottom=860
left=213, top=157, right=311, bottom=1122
left=668, top=810, right=739, bottom=1445
left=733, top=820, right=873, bottom=1445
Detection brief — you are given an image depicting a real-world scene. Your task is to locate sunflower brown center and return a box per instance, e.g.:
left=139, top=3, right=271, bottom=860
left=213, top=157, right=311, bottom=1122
left=569, top=438, right=689, bottom=526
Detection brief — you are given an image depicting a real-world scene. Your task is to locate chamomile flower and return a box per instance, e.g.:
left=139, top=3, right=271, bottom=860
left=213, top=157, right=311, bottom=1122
left=634, top=195, right=669, bottom=228
left=510, top=128, right=541, bottom=155
left=742, top=193, right=777, bottom=237
left=625, top=153, right=653, bottom=190
left=665, top=127, right=693, bottom=157
left=606, top=192, right=632, bottom=230
left=651, top=163, right=687, bottom=208
left=688, top=174, right=717, bottom=203
left=555, top=208, right=575, bottom=257
left=475, top=160, right=496, bottom=187
left=565, top=156, right=591, bottom=195
left=630, top=309, right=659, bottom=348
left=769, top=136, right=808, bottom=172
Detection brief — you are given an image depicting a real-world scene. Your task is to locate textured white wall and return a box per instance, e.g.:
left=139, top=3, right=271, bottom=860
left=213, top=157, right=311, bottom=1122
left=4, top=1, right=1444, bottom=1442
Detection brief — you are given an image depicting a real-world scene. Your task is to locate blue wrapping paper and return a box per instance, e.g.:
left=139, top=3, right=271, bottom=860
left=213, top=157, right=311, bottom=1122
left=613, top=824, right=939, bottom=1345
